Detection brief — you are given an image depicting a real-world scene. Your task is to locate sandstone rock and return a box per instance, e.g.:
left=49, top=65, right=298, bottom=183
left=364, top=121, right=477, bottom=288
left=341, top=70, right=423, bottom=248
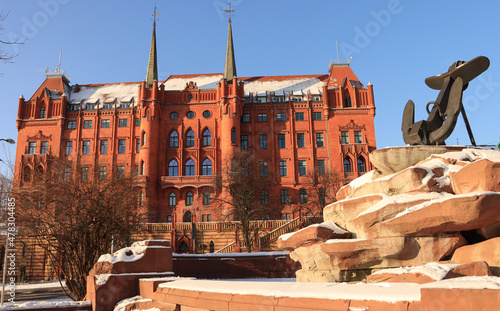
left=445, top=261, right=492, bottom=279
left=363, top=193, right=500, bottom=238
left=452, top=238, right=500, bottom=275
left=291, top=234, right=465, bottom=282
left=476, top=223, right=500, bottom=240
left=277, top=222, right=351, bottom=251
left=369, top=146, right=465, bottom=175
left=323, top=194, right=386, bottom=231
left=352, top=192, right=449, bottom=238
left=451, top=159, right=500, bottom=194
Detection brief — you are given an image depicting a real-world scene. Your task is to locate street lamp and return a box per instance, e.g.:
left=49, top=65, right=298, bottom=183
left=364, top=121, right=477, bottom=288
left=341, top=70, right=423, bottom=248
left=1, top=138, right=15, bottom=305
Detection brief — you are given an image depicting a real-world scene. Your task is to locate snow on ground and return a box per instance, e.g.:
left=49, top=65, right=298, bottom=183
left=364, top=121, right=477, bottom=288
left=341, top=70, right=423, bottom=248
left=114, top=295, right=152, bottom=311
left=371, top=263, right=459, bottom=281
left=0, top=300, right=90, bottom=310
left=5, top=280, right=65, bottom=290
left=157, top=278, right=422, bottom=303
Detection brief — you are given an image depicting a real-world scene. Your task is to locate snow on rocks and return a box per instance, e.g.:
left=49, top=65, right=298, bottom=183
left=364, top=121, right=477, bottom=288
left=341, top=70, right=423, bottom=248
left=279, top=147, right=500, bottom=282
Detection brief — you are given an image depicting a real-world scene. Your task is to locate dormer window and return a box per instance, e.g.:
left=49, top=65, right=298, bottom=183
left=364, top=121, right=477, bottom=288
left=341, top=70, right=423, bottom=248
left=104, top=103, right=113, bottom=109
left=39, top=107, right=46, bottom=118
left=274, top=96, right=284, bottom=103
left=344, top=95, right=352, bottom=108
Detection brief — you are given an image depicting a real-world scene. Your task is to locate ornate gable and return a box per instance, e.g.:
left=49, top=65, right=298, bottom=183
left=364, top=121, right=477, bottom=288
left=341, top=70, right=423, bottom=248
left=339, top=119, right=366, bottom=131
left=27, top=130, right=52, bottom=141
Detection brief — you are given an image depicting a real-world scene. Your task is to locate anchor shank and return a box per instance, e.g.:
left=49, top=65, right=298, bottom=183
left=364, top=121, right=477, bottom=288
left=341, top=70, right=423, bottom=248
left=459, top=104, right=476, bottom=146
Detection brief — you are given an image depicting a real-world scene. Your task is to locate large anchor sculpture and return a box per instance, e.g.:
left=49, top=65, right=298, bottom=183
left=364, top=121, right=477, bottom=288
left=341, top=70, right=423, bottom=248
left=401, top=56, right=490, bottom=146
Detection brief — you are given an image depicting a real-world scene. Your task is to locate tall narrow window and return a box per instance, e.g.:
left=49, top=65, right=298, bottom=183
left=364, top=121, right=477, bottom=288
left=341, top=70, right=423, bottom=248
left=202, top=159, right=212, bottom=175
left=316, top=133, right=324, bottom=147
left=117, top=166, right=125, bottom=179
left=280, top=189, right=289, bottom=204
left=202, top=129, right=211, bottom=146
left=186, top=130, right=195, bottom=147
left=300, top=188, right=307, bottom=204
left=169, top=193, right=176, bottom=206
left=260, top=162, right=268, bottom=177
left=118, top=139, right=126, bottom=154
left=82, top=141, right=90, bottom=155
left=319, top=188, right=327, bottom=205
left=241, top=135, right=248, bottom=150
left=318, top=160, right=326, bottom=175
left=170, top=131, right=179, bottom=147
left=39, top=107, right=46, bottom=118
left=357, top=157, right=366, bottom=173
left=297, top=133, right=305, bottom=148
left=142, top=131, right=146, bottom=146
left=41, top=141, right=48, bottom=154
left=100, top=140, right=108, bottom=154
left=279, top=161, right=287, bottom=176
left=298, top=160, right=306, bottom=176
left=344, top=158, right=352, bottom=173
left=81, top=167, right=88, bottom=182
left=203, top=192, right=211, bottom=205
left=261, top=190, right=269, bottom=204
left=231, top=128, right=236, bottom=143
left=354, top=131, right=363, bottom=144
left=141, top=161, right=146, bottom=175
left=186, top=192, right=193, bottom=206
left=63, top=168, right=71, bottom=182
left=344, top=95, right=352, bottom=108
left=185, top=159, right=195, bottom=176
left=168, top=160, right=178, bottom=176
left=28, top=142, right=36, bottom=154
left=341, top=131, right=349, bottom=144
left=259, top=134, right=267, bottom=149
left=136, top=138, right=140, bottom=153
left=278, top=134, right=286, bottom=148
left=99, top=166, right=107, bottom=181
left=65, top=141, right=72, bottom=155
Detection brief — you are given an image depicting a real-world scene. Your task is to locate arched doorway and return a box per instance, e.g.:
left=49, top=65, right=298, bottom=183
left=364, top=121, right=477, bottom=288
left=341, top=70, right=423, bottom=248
left=178, top=241, right=190, bottom=253
left=209, top=241, right=215, bottom=253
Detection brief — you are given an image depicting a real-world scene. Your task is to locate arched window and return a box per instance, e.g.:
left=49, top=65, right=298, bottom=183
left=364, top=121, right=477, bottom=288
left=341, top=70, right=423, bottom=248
left=344, top=158, right=352, bottom=173
left=186, top=192, right=193, bottom=206
left=183, top=210, right=192, bottom=222
left=169, top=192, right=176, bottom=206
left=170, top=131, right=179, bottom=147
left=168, top=160, right=178, bottom=176
left=209, top=241, right=215, bottom=253
left=186, top=130, right=195, bottom=147
left=202, top=159, right=212, bottom=176
left=344, top=95, right=352, bottom=108
left=357, top=157, right=366, bottom=173
left=202, top=129, right=211, bottom=146
left=141, top=131, right=146, bottom=146
left=139, top=191, right=144, bottom=206
left=185, top=159, right=195, bottom=176
left=141, top=161, right=146, bottom=175
left=231, top=128, right=236, bottom=143
left=203, top=192, right=211, bottom=205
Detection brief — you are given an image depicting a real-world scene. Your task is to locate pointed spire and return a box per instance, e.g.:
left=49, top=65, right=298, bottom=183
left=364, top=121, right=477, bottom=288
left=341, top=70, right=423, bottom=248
left=223, top=3, right=237, bottom=81
left=146, top=6, right=159, bottom=87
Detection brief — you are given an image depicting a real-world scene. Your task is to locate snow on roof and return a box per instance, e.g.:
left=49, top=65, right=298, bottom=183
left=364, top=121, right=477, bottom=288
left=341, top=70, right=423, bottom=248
left=242, top=75, right=327, bottom=96
left=157, top=278, right=422, bottom=302
left=371, top=262, right=459, bottom=281
left=162, top=73, right=223, bottom=91
left=69, top=82, right=140, bottom=107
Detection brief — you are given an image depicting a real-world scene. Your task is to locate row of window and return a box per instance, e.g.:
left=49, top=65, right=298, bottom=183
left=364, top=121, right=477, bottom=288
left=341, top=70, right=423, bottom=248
left=23, top=165, right=126, bottom=183
left=344, top=157, right=366, bottom=173
left=341, top=131, right=363, bottom=144
left=168, top=159, right=212, bottom=176
left=170, top=110, right=211, bottom=120
left=241, top=111, right=322, bottom=123
left=65, top=139, right=128, bottom=155
left=169, top=130, right=211, bottom=148
left=27, top=141, right=49, bottom=155
left=244, top=96, right=322, bottom=104
left=168, top=191, right=211, bottom=207
left=67, top=102, right=133, bottom=111
left=67, top=118, right=141, bottom=130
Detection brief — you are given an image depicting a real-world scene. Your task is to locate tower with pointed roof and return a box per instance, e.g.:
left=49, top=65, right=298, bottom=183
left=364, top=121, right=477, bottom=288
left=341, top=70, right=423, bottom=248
left=145, top=6, right=159, bottom=88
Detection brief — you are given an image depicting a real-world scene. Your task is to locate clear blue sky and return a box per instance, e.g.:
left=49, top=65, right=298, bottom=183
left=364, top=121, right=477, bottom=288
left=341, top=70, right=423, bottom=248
left=1, top=0, right=500, bottom=168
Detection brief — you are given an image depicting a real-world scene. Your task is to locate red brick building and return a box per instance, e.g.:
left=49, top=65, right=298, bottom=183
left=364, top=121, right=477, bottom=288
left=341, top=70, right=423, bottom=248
left=13, top=19, right=376, bottom=258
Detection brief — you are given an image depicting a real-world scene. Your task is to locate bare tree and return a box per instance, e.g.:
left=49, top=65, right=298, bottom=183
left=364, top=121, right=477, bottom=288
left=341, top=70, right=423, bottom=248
left=15, top=158, right=145, bottom=300
left=0, top=12, right=24, bottom=65
left=213, top=151, right=275, bottom=253
left=298, top=168, right=344, bottom=218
